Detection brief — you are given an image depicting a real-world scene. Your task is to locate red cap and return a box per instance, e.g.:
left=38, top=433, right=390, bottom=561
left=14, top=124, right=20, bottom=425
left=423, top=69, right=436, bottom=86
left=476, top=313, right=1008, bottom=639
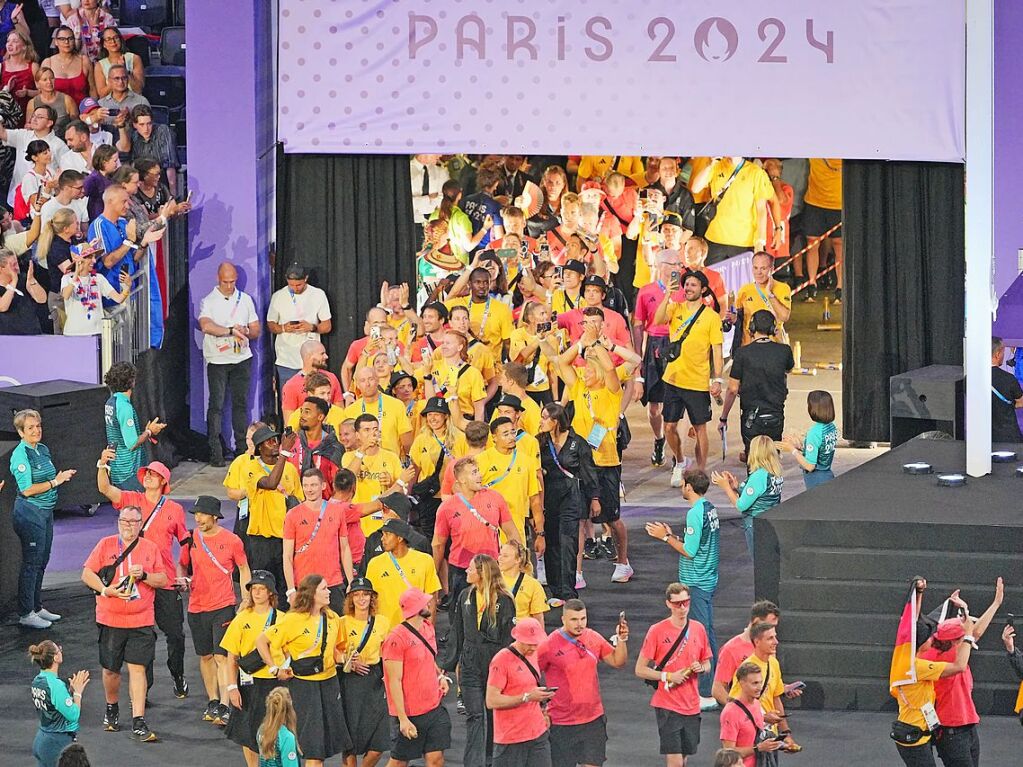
left=511, top=617, right=547, bottom=645
left=934, top=619, right=966, bottom=641
left=579, top=180, right=606, bottom=198
left=137, top=461, right=171, bottom=494
left=399, top=588, right=433, bottom=620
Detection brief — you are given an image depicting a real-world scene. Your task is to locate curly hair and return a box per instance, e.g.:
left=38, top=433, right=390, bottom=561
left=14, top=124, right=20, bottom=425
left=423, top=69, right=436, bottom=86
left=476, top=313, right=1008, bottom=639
left=104, top=362, right=136, bottom=393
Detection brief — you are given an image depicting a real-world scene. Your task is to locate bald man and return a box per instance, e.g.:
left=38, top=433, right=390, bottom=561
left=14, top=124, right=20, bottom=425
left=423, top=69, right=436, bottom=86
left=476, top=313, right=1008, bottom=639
left=341, top=367, right=413, bottom=456
left=198, top=263, right=262, bottom=466
left=279, top=340, right=344, bottom=420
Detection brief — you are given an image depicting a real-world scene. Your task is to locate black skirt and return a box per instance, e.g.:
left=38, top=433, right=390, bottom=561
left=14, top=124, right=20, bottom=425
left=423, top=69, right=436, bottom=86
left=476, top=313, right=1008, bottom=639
left=289, top=675, right=352, bottom=760
left=340, top=663, right=389, bottom=755
left=225, top=676, right=278, bottom=752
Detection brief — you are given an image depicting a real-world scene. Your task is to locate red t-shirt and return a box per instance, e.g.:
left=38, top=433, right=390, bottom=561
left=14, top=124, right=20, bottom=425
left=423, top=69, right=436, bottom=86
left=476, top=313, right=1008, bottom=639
left=557, top=306, right=631, bottom=365
left=381, top=621, right=442, bottom=717
left=434, top=489, right=511, bottom=569
left=84, top=534, right=163, bottom=628
left=640, top=618, right=711, bottom=715
left=179, top=528, right=247, bottom=613
left=488, top=647, right=548, bottom=744
left=701, top=267, right=726, bottom=307
left=633, top=282, right=684, bottom=337
left=918, top=645, right=979, bottom=726
left=714, top=633, right=754, bottom=686
left=487, top=235, right=540, bottom=256
left=115, top=491, right=187, bottom=589
left=281, top=369, right=343, bottom=412
left=537, top=628, right=613, bottom=725
left=283, top=500, right=348, bottom=587
left=719, top=698, right=766, bottom=767
left=410, top=333, right=443, bottom=363
left=336, top=500, right=367, bottom=564
left=765, top=181, right=794, bottom=261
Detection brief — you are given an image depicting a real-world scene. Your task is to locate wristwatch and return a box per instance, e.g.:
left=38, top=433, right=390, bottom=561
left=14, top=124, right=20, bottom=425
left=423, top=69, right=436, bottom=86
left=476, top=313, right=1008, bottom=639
left=535, top=531, right=545, bottom=537
left=268, top=665, right=280, bottom=676
left=354, top=451, right=366, bottom=460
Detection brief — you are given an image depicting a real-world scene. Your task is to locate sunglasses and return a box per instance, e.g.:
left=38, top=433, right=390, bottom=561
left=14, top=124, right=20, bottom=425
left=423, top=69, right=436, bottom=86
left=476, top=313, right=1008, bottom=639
left=669, top=598, right=691, bottom=607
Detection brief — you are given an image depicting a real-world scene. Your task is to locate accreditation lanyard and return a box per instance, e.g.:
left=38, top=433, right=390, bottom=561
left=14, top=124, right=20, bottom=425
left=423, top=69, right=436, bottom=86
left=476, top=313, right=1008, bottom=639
left=197, top=530, right=231, bottom=576
left=406, top=400, right=416, bottom=417
left=388, top=552, right=412, bottom=587
left=484, top=448, right=517, bottom=487
left=432, top=434, right=453, bottom=460
left=559, top=629, right=599, bottom=660
left=456, top=493, right=501, bottom=538
left=476, top=295, right=492, bottom=336
left=115, top=537, right=133, bottom=581
left=362, top=396, right=384, bottom=422
left=140, top=496, right=167, bottom=535
left=288, top=288, right=304, bottom=320
left=546, top=439, right=576, bottom=480
left=754, top=284, right=775, bottom=315
left=295, top=500, right=328, bottom=556
left=225, top=290, right=243, bottom=320
left=993, top=386, right=1013, bottom=405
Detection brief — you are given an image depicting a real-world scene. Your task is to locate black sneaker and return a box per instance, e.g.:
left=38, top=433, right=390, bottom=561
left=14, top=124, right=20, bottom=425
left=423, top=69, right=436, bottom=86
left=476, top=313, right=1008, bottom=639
left=833, top=288, right=842, bottom=304
left=202, top=699, right=219, bottom=722
left=651, top=437, right=666, bottom=467
left=582, top=538, right=599, bottom=560
left=456, top=694, right=467, bottom=716
left=104, top=703, right=120, bottom=732
left=214, top=703, right=230, bottom=727
left=172, top=674, right=188, bottom=699
left=802, top=284, right=818, bottom=302
left=601, top=536, right=618, bottom=561
left=131, top=716, right=158, bottom=742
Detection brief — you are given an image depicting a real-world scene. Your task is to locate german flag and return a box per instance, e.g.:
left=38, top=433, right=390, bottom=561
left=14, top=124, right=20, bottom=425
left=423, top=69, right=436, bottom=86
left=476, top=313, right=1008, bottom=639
left=889, top=579, right=921, bottom=691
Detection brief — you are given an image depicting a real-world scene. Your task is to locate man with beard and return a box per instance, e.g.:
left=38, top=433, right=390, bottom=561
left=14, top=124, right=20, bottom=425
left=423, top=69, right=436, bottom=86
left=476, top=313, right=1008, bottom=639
left=280, top=339, right=343, bottom=420
left=285, top=396, right=344, bottom=497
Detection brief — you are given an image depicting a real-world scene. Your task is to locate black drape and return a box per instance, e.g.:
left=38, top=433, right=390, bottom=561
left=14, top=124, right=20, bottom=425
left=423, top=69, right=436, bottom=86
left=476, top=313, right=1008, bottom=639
left=276, top=152, right=416, bottom=379
left=842, top=161, right=965, bottom=442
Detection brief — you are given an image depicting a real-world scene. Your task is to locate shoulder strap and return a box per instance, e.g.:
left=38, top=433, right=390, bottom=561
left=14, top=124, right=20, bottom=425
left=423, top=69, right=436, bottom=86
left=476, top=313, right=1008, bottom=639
left=654, top=620, right=689, bottom=672
left=457, top=363, right=471, bottom=380
left=316, top=613, right=328, bottom=661
left=611, top=156, right=622, bottom=171
left=731, top=698, right=759, bottom=727
left=512, top=571, right=525, bottom=597
left=670, top=304, right=707, bottom=346
left=507, top=646, right=542, bottom=685
left=356, top=616, right=376, bottom=653
left=550, top=227, right=567, bottom=247
left=111, top=536, right=140, bottom=571
left=401, top=621, right=437, bottom=657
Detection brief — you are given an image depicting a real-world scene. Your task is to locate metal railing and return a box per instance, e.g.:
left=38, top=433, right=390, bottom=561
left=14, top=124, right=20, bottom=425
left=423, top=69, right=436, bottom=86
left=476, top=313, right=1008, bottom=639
left=100, top=257, right=151, bottom=376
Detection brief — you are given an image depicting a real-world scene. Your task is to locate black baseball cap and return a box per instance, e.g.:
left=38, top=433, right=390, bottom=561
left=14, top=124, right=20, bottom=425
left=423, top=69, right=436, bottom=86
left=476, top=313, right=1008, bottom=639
left=582, top=274, right=608, bottom=293
left=563, top=259, right=586, bottom=275
left=190, top=495, right=223, bottom=519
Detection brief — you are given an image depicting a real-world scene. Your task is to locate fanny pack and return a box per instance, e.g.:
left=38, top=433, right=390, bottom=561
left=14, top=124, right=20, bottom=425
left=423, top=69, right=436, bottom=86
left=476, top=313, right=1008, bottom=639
left=236, top=609, right=278, bottom=674
left=290, top=613, right=328, bottom=676
left=890, top=719, right=929, bottom=745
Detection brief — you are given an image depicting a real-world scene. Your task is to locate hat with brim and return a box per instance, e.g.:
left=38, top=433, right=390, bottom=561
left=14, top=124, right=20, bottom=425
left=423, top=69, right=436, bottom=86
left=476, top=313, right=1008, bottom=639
left=582, top=274, right=608, bottom=293
left=246, top=569, right=277, bottom=592
left=400, top=587, right=433, bottom=620
left=389, top=371, right=417, bottom=392
left=381, top=517, right=414, bottom=542
left=190, top=495, right=223, bottom=519
left=251, top=425, right=280, bottom=448
left=563, top=259, right=586, bottom=275
left=495, top=394, right=525, bottom=412
left=347, top=576, right=376, bottom=594
left=137, top=461, right=171, bottom=494
left=682, top=268, right=710, bottom=291
left=379, top=492, right=412, bottom=521
left=421, top=396, right=450, bottom=416
left=511, top=617, right=547, bottom=644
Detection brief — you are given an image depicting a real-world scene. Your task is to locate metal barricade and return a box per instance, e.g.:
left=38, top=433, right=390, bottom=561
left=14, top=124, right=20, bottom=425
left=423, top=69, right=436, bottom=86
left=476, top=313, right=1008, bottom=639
left=100, top=257, right=151, bottom=376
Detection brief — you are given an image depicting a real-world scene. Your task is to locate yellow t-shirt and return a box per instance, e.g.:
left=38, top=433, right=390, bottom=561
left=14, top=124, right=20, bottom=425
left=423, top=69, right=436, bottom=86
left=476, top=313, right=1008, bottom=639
left=568, top=379, right=622, bottom=467
left=490, top=390, right=544, bottom=435
left=445, top=296, right=513, bottom=360
left=220, top=607, right=280, bottom=680
left=704, top=159, right=776, bottom=248
left=503, top=571, right=550, bottom=620
left=265, top=608, right=345, bottom=681
left=432, top=359, right=487, bottom=417
left=631, top=217, right=661, bottom=288
left=477, top=445, right=540, bottom=540
left=467, top=339, right=498, bottom=382
left=551, top=288, right=582, bottom=317
left=804, top=158, right=843, bottom=211
left=893, top=658, right=947, bottom=746
left=509, top=328, right=556, bottom=395
left=364, top=549, right=441, bottom=629
left=340, top=449, right=402, bottom=535
left=388, top=314, right=415, bottom=347
left=410, top=430, right=468, bottom=480
left=341, top=393, right=412, bottom=455
left=662, top=302, right=725, bottom=391
left=224, top=453, right=255, bottom=493
left=728, top=653, right=785, bottom=715
left=285, top=404, right=345, bottom=435
left=687, top=156, right=713, bottom=204
left=735, top=281, right=792, bottom=346
left=577, top=155, right=647, bottom=188
left=244, top=459, right=303, bottom=538
left=338, top=613, right=392, bottom=666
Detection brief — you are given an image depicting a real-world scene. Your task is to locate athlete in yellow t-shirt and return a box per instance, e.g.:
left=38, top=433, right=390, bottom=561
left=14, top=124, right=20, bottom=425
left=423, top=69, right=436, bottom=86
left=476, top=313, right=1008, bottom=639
left=341, top=368, right=413, bottom=457
left=732, top=253, right=792, bottom=346
left=445, top=268, right=513, bottom=361
left=476, top=419, right=544, bottom=549
left=341, top=414, right=408, bottom=535
left=802, top=158, right=844, bottom=301
left=691, top=156, right=777, bottom=257
left=363, top=520, right=441, bottom=628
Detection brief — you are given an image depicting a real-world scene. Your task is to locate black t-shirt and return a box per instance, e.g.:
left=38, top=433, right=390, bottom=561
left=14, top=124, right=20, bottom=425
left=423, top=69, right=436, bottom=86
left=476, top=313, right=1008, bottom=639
left=730, top=339, right=795, bottom=414
left=46, top=237, right=76, bottom=294
left=0, top=271, right=42, bottom=335
left=991, top=366, right=1023, bottom=443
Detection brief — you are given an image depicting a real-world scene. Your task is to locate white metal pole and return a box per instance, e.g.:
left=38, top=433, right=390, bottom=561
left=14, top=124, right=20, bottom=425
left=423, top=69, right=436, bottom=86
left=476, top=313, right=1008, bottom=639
left=965, top=0, right=993, bottom=476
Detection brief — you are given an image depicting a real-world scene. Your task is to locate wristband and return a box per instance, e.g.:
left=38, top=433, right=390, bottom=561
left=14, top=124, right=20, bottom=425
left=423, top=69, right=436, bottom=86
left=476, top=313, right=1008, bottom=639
left=719, top=417, right=728, bottom=423
left=660, top=671, right=668, bottom=683
left=97, top=461, right=110, bottom=470
left=227, top=684, right=238, bottom=691
left=522, top=692, right=530, bottom=703
left=634, top=377, right=645, bottom=383
left=354, top=451, right=366, bottom=460
left=662, top=534, right=670, bottom=542
left=279, top=449, right=294, bottom=458
left=397, top=479, right=409, bottom=490
left=286, top=588, right=296, bottom=597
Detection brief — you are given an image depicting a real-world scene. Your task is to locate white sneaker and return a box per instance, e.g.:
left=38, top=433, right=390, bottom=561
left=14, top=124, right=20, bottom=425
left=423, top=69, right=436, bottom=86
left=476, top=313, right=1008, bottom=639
left=575, top=572, right=587, bottom=590
left=700, top=696, right=720, bottom=711
left=535, top=556, right=547, bottom=586
left=670, top=460, right=686, bottom=487
left=20, top=612, right=52, bottom=629
left=36, top=608, right=61, bottom=622
left=611, top=563, right=634, bottom=583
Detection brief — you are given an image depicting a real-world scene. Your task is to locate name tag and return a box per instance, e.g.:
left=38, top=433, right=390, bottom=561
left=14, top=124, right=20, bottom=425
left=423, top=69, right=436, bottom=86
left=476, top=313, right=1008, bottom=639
left=921, top=702, right=940, bottom=731
left=239, top=669, right=254, bottom=687
left=586, top=423, right=609, bottom=449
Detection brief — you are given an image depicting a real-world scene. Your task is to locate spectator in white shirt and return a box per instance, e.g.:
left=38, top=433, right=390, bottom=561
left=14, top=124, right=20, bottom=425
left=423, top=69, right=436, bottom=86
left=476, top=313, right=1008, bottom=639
left=198, top=262, right=262, bottom=467
left=266, top=262, right=332, bottom=385
left=60, top=119, right=93, bottom=173
left=60, top=241, right=129, bottom=335
left=0, top=103, right=68, bottom=206
left=40, top=169, right=88, bottom=231
left=410, top=154, right=449, bottom=246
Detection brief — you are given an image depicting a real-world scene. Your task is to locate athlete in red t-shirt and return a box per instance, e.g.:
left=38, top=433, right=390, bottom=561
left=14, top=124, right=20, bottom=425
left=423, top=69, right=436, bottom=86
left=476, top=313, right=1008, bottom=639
left=720, top=662, right=783, bottom=767
left=486, top=618, right=555, bottom=757
left=711, top=600, right=780, bottom=706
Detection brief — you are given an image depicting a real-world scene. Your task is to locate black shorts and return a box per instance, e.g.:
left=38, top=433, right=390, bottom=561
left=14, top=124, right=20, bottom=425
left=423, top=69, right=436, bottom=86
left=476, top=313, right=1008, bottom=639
left=550, top=715, right=608, bottom=766
left=640, top=336, right=671, bottom=405
left=390, top=705, right=451, bottom=761
left=186, top=605, right=235, bottom=657
left=98, top=624, right=156, bottom=671
left=592, top=464, right=621, bottom=524
left=655, top=708, right=701, bottom=756
left=493, top=731, right=552, bottom=767
left=802, top=202, right=842, bottom=239
left=662, top=384, right=712, bottom=426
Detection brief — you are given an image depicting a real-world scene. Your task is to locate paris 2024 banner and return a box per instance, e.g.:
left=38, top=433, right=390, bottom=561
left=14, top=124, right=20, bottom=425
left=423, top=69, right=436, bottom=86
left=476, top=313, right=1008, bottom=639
left=277, top=0, right=964, bottom=161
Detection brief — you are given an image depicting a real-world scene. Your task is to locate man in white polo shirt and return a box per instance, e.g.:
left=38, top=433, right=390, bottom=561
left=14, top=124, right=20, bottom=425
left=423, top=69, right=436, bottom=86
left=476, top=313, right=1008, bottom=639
left=266, top=262, right=332, bottom=385
left=198, top=263, right=261, bottom=467
left=0, top=104, right=68, bottom=206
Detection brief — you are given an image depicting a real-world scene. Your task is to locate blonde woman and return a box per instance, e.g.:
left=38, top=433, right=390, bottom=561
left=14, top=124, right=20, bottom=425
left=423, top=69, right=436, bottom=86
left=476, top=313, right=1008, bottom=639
left=38, top=206, right=78, bottom=332
left=439, top=553, right=515, bottom=767
left=25, top=67, right=77, bottom=133
left=1, top=29, right=39, bottom=114
left=427, top=329, right=487, bottom=420
left=712, top=435, right=784, bottom=556
left=256, top=686, right=300, bottom=767
left=497, top=540, right=549, bottom=626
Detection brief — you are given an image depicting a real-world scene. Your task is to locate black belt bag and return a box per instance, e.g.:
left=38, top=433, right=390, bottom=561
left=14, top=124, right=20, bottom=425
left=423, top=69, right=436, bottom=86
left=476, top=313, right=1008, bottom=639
left=290, top=614, right=328, bottom=676
left=890, top=719, right=929, bottom=745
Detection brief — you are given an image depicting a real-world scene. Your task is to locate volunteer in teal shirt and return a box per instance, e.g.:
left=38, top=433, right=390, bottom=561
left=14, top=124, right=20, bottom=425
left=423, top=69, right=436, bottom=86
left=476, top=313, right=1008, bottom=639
left=102, top=361, right=166, bottom=491
left=645, top=468, right=721, bottom=700
left=10, top=408, right=75, bottom=629
left=712, top=435, right=783, bottom=558
left=783, top=390, right=838, bottom=490
left=28, top=639, right=90, bottom=767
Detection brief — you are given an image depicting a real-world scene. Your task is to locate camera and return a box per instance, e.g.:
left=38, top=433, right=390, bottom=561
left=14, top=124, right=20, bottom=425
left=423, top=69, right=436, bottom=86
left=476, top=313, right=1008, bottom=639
left=537, top=321, right=552, bottom=334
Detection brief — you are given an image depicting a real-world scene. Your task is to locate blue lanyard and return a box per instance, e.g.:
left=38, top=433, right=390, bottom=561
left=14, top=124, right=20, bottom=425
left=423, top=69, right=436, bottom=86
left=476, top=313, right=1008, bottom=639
left=754, top=283, right=773, bottom=310
left=484, top=448, right=517, bottom=487
left=456, top=492, right=500, bottom=533
left=476, top=295, right=492, bottom=335
left=559, top=629, right=598, bottom=660
left=262, top=609, right=276, bottom=631
left=432, top=434, right=453, bottom=459
left=295, top=500, right=328, bottom=556
left=362, top=396, right=384, bottom=422
left=257, top=460, right=273, bottom=476
left=993, top=386, right=1013, bottom=405
left=388, top=553, right=412, bottom=586
left=546, top=439, right=575, bottom=479
left=227, top=290, right=243, bottom=320
left=406, top=400, right=416, bottom=417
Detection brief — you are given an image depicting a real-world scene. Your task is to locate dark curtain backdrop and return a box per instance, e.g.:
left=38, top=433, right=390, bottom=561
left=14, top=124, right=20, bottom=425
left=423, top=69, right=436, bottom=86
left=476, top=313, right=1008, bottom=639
left=842, top=161, right=965, bottom=442
left=276, top=152, right=416, bottom=392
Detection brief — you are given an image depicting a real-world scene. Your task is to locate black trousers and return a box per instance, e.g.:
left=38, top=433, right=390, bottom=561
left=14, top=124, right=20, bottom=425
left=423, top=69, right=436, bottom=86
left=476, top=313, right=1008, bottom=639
left=248, top=535, right=289, bottom=609
left=935, top=725, right=979, bottom=767
left=146, top=587, right=185, bottom=686
left=206, top=357, right=252, bottom=456
left=897, top=743, right=937, bottom=767
left=544, top=482, right=581, bottom=601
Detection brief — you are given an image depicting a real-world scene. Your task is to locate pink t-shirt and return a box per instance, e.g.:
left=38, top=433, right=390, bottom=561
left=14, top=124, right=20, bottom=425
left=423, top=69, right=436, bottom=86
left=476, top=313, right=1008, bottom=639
left=281, top=369, right=343, bottom=412
left=381, top=621, right=442, bottom=717
left=714, top=633, right=755, bottom=686
left=640, top=618, right=711, bottom=715
left=434, top=489, right=512, bottom=569
left=488, top=647, right=548, bottom=744
left=84, top=535, right=163, bottom=629
left=918, top=645, right=979, bottom=726
left=719, top=698, right=766, bottom=767
left=634, top=282, right=684, bottom=337
left=537, top=628, right=614, bottom=725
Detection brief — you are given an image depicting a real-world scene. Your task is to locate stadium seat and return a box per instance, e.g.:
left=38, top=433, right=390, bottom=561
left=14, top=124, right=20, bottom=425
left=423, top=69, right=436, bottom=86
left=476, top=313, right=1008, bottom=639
left=150, top=105, right=170, bottom=125
left=124, top=34, right=152, bottom=69
left=174, top=0, right=185, bottom=26
left=160, top=27, right=185, bottom=67
left=142, top=68, right=185, bottom=113
left=119, top=0, right=171, bottom=31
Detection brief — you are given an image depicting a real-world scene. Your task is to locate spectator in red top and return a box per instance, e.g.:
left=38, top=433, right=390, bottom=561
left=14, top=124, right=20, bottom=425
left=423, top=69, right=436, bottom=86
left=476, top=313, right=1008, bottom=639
left=711, top=600, right=780, bottom=706
left=488, top=205, right=539, bottom=256
left=557, top=277, right=631, bottom=356
left=762, top=159, right=793, bottom=264
left=280, top=340, right=343, bottom=421
left=635, top=582, right=712, bottom=767
left=918, top=579, right=1003, bottom=767
left=341, top=306, right=390, bottom=394
left=486, top=617, right=556, bottom=767
left=81, top=504, right=168, bottom=743
left=683, top=237, right=726, bottom=313
left=286, top=396, right=344, bottom=497
left=410, top=302, right=448, bottom=363
left=546, top=192, right=582, bottom=262
left=178, top=495, right=249, bottom=727
left=381, top=588, right=452, bottom=767
left=96, top=453, right=189, bottom=699
left=283, top=467, right=354, bottom=613
left=537, top=599, right=630, bottom=767
left=719, top=662, right=783, bottom=767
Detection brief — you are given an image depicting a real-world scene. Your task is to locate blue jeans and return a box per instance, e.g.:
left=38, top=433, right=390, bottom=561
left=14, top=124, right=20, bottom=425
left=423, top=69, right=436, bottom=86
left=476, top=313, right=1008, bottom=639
left=13, top=498, right=53, bottom=617
left=33, top=730, right=73, bottom=767
left=741, top=515, right=754, bottom=558
left=803, top=468, right=835, bottom=490
left=687, top=584, right=718, bottom=698
left=276, top=365, right=300, bottom=391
